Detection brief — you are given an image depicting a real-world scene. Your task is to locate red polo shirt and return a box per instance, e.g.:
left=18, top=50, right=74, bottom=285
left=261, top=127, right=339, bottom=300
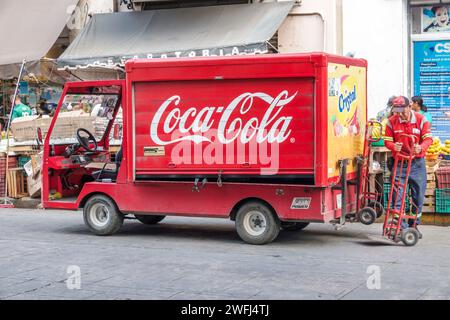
left=383, top=111, right=432, bottom=158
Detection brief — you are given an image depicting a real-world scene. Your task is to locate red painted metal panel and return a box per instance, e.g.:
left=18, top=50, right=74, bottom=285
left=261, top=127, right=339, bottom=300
left=72, top=181, right=345, bottom=222
left=133, top=77, right=315, bottom=176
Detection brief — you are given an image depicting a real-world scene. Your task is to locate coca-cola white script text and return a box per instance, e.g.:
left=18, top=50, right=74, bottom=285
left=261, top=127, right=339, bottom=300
left=150, top=91, right=298, bottom=145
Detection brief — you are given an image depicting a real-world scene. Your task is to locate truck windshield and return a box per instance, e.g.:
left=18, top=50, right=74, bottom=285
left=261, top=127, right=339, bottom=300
left=48, top=94, right=119, bottom=144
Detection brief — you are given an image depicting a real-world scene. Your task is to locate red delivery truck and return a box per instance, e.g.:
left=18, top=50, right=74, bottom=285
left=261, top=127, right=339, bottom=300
left=42, top=53, right=368, bottom=244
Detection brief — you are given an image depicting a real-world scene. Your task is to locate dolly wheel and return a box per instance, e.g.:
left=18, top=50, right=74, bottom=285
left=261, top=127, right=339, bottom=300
left=83, top=195, right=123, bottom=236
left=358, top=207, right=377, bottom=225
left=235, top=201, right=280, bottom=245
left=368, top=201, right=384, bottom=218
left=134, top=215, right=166, bottom=225
left=281, top=222, right=310, bottom=231
left=401, top=228, right=419, bottom=246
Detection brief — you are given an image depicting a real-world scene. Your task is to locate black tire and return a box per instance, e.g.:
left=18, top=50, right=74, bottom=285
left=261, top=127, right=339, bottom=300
left=281, top=221, right=310, bottom=231
left=83, top=195, right=123, bottom=236
left=401, top=228, right=419, bottom=246
left=134, top=214, right=166, bottom=225
left=368, top=201, right=384, bottom=218
left=235, top=201, right=280, bottom=245
left=358, top=207, right=377, bottom=225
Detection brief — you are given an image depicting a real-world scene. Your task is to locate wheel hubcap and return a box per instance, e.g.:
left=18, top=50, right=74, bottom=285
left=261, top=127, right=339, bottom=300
left=405, top=233, right=414, bottom=243
left=90, top=203, right=110, bottom=227
left=362, top=211, right=371, bottom=222
left=243, top=211, right=267, bottom=236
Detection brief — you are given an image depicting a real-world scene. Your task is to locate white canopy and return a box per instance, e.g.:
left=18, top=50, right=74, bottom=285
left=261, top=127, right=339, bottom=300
left=0, top=0, right=77, bottom=66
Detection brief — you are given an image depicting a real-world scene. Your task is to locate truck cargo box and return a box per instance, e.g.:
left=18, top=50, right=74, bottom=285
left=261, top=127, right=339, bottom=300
left=126, top=53, right=367, bottom=187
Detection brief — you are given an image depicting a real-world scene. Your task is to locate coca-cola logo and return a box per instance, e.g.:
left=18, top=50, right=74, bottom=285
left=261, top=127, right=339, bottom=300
left=150, top=91, right=297, bottom=145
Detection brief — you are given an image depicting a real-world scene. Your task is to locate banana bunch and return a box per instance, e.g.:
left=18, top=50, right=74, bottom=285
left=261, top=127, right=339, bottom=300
left=369, top=119, right=387, bottom=139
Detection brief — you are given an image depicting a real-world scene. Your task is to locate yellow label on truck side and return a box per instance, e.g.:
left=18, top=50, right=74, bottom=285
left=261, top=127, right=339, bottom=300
left=327, top=63, right=367, bottom=179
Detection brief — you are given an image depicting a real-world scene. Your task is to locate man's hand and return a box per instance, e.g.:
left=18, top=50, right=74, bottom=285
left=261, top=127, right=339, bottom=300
left=394, top=142, right=403, bottom=152
left=414, top=144, right=422, bottom=155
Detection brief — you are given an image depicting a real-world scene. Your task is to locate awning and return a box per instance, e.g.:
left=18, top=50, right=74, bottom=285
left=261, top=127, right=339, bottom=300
left=0, top=0, right=77, bottom=78
left=0, top=0, right=77, bottom=65
left=58, top=2, right=294, bottom=70
left=0, top=59, right=80, bottom=85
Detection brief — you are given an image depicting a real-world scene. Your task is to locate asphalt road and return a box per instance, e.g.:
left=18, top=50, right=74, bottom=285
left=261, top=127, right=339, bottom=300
left=0, top=208, right=449, bottom=300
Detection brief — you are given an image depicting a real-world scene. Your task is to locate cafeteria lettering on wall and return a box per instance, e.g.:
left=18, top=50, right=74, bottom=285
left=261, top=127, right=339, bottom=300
left=413, top=40, right=450, bottom=140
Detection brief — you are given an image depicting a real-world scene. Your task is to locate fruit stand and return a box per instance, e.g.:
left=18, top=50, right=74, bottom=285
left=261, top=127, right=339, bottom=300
left=0, top=111, right=123, bottom=206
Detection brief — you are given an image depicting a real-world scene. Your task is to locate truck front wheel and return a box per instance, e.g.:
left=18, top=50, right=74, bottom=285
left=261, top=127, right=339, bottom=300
left=83, top=195, right=123, bottom=236
left=235, top=201, right=280, bottom=245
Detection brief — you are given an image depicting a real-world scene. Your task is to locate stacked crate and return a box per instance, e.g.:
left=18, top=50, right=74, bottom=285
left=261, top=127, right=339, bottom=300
left=435, top=164, right=450, bottom=215
left=0, top=155, right=18, bottom=197
left=422, top=163, right=438, bottom=214
left=383, top=183, right=411, bottom=210
left=436, top=189, right=450, bottom=213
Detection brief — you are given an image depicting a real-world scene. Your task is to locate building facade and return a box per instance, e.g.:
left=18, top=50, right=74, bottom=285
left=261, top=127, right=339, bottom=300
left=58, top=0, right=450, bottom=137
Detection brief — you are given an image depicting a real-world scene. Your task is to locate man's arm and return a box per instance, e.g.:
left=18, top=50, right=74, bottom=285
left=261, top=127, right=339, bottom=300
left=419, top=120, right=433, bottom=152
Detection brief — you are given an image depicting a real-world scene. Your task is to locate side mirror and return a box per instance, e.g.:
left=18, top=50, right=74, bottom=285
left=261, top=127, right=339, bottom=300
left=36, top=127, right=43, bottom=146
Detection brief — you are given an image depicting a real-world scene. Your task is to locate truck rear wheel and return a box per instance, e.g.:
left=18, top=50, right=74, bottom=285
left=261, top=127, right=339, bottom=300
left=235, top=201, right=280, bottom=245
left=134, top=214, right=166, bottom=225
left=83, top=195, right=123, bottom=236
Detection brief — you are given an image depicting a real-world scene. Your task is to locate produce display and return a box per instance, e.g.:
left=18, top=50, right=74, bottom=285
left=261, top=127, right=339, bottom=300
left=426, top=137, right=450, bottom=160
left=441, top=139, right=450, bottom=158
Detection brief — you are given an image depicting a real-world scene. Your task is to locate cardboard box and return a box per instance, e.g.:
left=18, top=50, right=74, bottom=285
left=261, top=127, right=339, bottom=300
left=46, top=111, right=96, bottom=140
left=31, top=152, right=43, bottom=177
left=11, top=113, right=96, bottom=142
left=23, top=160, right=33, bottom=177
left=10, top=115, right=41, bottom=142
left=27, top=171, right=41, bottom=198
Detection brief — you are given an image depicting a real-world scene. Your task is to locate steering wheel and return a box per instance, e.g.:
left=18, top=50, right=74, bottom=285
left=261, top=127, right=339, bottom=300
left=76, top=128, right=98, bottom=153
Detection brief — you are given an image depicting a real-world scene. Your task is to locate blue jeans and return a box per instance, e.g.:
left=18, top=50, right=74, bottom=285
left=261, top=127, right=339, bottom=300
left=392, top=157, right=426, bottom=229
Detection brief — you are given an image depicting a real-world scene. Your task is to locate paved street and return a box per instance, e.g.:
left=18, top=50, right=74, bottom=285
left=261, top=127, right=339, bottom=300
left=0, top=208, right=449, bottom=300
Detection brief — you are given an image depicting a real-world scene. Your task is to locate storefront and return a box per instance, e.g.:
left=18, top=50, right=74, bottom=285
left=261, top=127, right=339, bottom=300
left=0, top=0, right=78, bottom=203
left=410, top=2, right=450, bottom=141
left=57, top=2, right=294, bottom=70
left=0, top=0, right=79, bottom=124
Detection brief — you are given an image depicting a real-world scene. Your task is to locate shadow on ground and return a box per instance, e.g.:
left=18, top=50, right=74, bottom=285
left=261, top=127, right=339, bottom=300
left=51, top=219, right=374, bottom=247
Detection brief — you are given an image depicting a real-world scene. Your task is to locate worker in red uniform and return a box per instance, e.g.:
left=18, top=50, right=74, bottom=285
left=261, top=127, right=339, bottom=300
left=383, top=96, right=432, bottom=237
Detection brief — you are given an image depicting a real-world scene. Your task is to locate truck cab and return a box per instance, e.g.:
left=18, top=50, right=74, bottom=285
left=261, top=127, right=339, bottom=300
left=42, top=80, right=125, bottom=210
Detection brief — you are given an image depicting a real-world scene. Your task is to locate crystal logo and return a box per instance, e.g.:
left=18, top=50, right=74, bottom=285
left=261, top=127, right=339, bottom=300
left=338, top=84, right=356, bottom=112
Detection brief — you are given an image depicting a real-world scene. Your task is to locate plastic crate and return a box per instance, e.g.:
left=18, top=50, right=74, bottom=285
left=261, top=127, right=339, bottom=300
left=383, top=183, right=411, bottom=209
left=17, top=156, right=31, bottom=168
left=436, top=188, right=450, bottom=213
left=371, top=139, right=385, bottom=147
left=436, top=167, right=450, bottom=189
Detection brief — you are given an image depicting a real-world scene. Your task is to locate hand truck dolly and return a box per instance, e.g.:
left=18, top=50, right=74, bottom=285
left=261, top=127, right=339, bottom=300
left=382, top=134, right=421, bottom=246
left=356, top=120, right=385, bottom=225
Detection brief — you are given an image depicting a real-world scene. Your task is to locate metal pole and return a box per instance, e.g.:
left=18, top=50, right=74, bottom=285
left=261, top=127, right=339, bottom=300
left=2, top=59, right=26, bottom=204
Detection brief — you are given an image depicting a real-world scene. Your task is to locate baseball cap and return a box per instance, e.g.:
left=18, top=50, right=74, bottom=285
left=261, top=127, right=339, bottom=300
left=391, top=96, right=410, bottom=112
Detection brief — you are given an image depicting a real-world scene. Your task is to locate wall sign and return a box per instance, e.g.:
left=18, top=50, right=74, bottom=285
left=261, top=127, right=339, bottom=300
left=413, top=40, right=450, bottom=141
left=422, top=6, right=450, bottom=33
